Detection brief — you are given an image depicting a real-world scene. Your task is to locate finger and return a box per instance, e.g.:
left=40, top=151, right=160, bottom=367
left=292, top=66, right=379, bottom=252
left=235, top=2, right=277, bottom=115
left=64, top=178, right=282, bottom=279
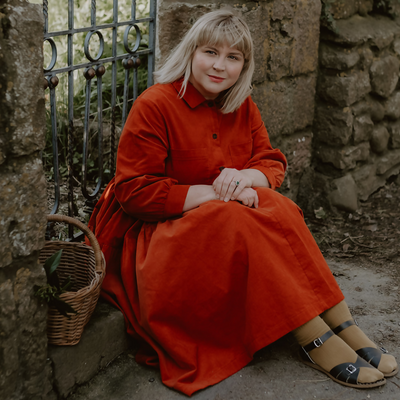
left=214, top=169, right=232, bottom=199
left=241, top=196, right=249, bottom=206
left=213, top=173, right=226, bottom=199
left=224, top=179, right=239, bottom=202
left=230, top=180, right=246, bottom=200
left=220, top=175, right=235, bottom=201
left=254, top=192, right=259, bottom=208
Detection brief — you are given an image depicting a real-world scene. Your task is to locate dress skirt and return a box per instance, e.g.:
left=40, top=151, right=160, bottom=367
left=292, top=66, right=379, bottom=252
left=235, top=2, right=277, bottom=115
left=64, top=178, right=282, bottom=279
left=89, top=178, right=344, bottom=395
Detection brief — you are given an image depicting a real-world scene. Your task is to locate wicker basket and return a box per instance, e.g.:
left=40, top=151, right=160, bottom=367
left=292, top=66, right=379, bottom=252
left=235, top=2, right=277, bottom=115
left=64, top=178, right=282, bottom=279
left=39, top=214, right=105, bottom=345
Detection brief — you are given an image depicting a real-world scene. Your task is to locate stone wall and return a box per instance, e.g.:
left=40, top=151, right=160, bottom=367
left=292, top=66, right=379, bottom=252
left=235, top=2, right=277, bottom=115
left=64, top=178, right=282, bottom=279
left=0, top=1, right=54, bottom=399
left=308, top=0, right=400, bottom=213
left=156, top=0, right=322, bottom=201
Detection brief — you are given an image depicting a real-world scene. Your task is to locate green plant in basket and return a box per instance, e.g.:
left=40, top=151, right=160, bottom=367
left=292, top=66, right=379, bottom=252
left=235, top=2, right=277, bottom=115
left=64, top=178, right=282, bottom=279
left=35, top=250, right=77, bottom=318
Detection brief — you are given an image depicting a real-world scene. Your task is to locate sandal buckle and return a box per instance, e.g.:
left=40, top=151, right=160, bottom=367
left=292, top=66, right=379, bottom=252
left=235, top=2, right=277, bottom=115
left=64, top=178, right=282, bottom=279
left=313, top=338, right=323, bottom=348
left=346, top=364, right=357, bottom=374
left=379, top=346, right=388, bottom=354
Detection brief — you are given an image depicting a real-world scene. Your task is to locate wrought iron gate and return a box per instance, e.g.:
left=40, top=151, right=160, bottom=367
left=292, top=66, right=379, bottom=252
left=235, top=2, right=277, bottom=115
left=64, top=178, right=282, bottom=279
left=42, top=0, right=156, bottom=238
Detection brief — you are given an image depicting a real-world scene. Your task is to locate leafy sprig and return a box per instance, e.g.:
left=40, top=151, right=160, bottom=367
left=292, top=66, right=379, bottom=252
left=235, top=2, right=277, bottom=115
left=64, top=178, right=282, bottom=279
left=35, top=250, right=77, bottom=318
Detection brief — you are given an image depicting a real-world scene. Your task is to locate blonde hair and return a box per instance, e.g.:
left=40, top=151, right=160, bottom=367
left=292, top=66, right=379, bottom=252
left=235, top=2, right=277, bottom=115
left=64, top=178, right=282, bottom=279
left=154, top=10, right=254, bottom=114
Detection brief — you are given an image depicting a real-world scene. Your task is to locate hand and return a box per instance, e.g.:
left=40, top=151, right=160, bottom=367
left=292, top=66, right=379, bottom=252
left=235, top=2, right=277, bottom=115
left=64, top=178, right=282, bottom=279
left=235, top=188, right=259, bottom=208
left=213, top=168, right=252, bottom=202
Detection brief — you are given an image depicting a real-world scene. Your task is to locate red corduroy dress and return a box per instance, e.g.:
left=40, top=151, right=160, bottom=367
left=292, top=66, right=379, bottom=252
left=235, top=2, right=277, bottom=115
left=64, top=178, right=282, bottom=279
left=87, top=80, right=344, bottom=395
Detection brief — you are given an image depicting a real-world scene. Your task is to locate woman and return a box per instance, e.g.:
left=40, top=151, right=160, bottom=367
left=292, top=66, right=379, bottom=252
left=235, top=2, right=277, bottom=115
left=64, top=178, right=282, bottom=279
left=88, top=10, right=397, bottom=395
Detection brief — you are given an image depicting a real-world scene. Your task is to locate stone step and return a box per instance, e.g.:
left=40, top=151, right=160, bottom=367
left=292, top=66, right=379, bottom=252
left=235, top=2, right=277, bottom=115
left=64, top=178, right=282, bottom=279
left=48, top=300, right=133, bottom=399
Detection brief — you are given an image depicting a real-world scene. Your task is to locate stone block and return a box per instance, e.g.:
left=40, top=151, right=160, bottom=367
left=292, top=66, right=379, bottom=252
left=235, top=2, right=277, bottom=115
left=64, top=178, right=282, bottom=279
left=366, top=95, right=385, bottom=121
left=48, top=301, right=132, bottom=398
left=359, top=46, right=374, bottom=70
left=329, top=174, right=358, bottom=212
left=386, top=120, right=400, bottom=148
left=318, top=70, right=371, bottom=107
left=271, top=0, right=296, bottom=20
left=2, top=3, right=46, bottom=158
left=156, top=3, right=215, bottom=65
left=244, top=3, right=270, bottom=83
left=370, top=55, right=399, bottom=98
left=316, top=142, right=370, bottom=170
left=319, top=42, right=360, bottom=70
left=290, top=0, right=321, bottom=76
left=393, top=37, right=400, bottom=56
left=353, top=156, right=400, bottom=200
left=370, top=124, right=390, bottom=153
left=329, top=0, right=358, bottom=20
left=314, top=105, right=353, bottom=146
left=358, top=0, right=374, bottom=16
left=268, top=42, right=292, bottom=81
left=252, top=73, right=316, bottom=138
left=353, top=114, right=374, bottom=144
left=322, top=15, right=400, bottom=49
left=352, top=163, right=380, bottom=200
left=0, top=156, right=47, bottom=268
left=376, top=149, right=400, bottom=175
left=383, top=90, right=400, bottom=119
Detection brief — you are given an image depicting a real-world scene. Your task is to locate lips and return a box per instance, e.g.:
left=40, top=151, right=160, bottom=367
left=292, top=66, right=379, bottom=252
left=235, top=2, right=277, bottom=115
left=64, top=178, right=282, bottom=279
left=208, top=75, right=225, bottom=83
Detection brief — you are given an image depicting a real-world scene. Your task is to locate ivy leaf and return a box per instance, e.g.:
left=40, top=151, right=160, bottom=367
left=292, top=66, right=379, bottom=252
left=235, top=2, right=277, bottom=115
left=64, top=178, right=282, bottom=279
left=50, top=297, right=77, bottom=318
left=43, top=250, right=63, bottom=288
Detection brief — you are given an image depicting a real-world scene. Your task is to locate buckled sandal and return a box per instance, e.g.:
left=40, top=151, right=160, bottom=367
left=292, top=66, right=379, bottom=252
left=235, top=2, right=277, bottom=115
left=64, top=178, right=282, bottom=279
left=333, top=319, right=399, bottom=378
left=300, top=330, right=386, bottom=389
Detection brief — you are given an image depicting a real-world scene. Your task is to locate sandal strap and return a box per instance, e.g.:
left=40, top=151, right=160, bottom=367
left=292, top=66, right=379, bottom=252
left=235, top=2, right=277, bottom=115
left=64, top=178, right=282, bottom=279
left=356, top=347, right=387, bottom=369
left=302, top=330, right=334, bottom=354
left=330, top=355, right=369, bottom=385
left=332, top=319, right=357, bottom=335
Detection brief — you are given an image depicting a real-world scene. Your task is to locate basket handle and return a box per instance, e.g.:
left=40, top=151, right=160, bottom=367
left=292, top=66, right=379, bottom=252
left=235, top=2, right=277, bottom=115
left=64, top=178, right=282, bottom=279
left=47, top=214, right=103, bottom=273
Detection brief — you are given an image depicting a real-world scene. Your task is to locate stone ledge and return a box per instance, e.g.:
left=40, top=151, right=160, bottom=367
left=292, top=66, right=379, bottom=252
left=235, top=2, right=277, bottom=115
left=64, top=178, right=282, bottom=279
left=48, top=300, right=132, bottom=399
left=322, top=14, right=400, bottom=49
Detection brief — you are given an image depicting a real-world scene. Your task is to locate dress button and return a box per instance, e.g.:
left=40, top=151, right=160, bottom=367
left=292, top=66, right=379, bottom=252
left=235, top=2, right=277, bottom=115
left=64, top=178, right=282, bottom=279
left=208, top=101, right=214, bottom=107
left=212, top=134, right=218, bottom=139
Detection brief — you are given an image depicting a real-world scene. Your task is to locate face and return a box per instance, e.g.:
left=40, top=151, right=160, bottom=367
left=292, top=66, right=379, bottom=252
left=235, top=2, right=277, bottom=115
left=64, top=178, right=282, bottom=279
left=189, top=43, right=245, bottom=100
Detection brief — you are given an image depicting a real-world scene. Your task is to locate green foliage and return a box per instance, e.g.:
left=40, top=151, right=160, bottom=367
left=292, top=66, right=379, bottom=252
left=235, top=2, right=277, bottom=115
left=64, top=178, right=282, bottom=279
left=320, top=0, right=337, bottom=33
left=43, top=0, right=150, bottom=185
left=35, top=250, right=77, bottom=318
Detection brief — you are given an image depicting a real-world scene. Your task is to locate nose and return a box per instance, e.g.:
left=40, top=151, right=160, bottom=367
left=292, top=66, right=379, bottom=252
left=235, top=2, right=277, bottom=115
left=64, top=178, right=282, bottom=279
left=213, top=56, right=225, bottom=71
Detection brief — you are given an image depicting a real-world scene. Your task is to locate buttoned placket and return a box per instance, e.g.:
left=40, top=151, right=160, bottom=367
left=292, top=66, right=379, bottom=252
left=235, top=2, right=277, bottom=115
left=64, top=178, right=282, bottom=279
left=206, top=101, right=225, bottom=175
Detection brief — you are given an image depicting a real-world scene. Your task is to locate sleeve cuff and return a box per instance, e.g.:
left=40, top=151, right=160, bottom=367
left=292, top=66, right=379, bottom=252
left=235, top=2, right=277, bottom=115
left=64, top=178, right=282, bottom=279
left=249, top=166, right=277, bottom=190
left=164, top=184, right=191, bottom=218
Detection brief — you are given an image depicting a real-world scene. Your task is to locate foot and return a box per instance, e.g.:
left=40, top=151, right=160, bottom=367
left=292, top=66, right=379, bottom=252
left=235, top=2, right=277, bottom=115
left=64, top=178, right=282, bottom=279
left=333, top=321, right=398, bottom=377
left=303, top=331, right=385, bottom=387
left=321, top=301, right=398, bottom=377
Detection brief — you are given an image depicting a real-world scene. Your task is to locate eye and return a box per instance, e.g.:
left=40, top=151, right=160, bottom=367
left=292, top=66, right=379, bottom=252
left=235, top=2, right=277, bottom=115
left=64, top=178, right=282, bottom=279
left=228, top=55, right=238, bottom=60
left=205, top=50, right=216, bottom=55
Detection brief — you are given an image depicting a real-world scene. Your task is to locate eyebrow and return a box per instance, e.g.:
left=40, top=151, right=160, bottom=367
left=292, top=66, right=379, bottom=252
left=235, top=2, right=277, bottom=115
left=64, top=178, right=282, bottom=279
left=206, top=46, right=243, bottom=56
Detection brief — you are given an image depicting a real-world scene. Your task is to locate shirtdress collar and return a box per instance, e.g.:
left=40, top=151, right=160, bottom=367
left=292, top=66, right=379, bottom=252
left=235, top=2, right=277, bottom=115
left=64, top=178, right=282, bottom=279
left=172, top=78, right=209, bottom=109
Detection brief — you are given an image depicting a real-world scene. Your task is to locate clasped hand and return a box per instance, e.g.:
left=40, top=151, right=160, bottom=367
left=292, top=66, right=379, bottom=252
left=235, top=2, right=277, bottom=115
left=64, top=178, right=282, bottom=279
left=212, top=168, right=259, bottom=208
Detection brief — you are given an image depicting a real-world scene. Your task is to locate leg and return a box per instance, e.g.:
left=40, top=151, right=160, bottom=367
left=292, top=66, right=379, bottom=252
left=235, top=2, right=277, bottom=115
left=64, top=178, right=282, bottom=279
left=321, top=300, right=398, bottom=377
left=293, top=316, right=385, bottom=388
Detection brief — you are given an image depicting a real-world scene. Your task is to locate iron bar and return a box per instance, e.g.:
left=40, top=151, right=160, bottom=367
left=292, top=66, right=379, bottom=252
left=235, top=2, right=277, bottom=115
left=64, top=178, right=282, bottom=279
left=48, top=76, right=60, bottom=216
left=43, top=0, right=156, bottom=238
left=43, top=18, right=153, bottom=38
left=67, top=0, right=75, bottom=237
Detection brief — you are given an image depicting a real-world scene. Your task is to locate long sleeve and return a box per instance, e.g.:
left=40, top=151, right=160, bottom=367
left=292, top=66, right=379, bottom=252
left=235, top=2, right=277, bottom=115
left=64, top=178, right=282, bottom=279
left=243, top=98, right=287, bottom=190
left=115, top=96, right=190, bottom=222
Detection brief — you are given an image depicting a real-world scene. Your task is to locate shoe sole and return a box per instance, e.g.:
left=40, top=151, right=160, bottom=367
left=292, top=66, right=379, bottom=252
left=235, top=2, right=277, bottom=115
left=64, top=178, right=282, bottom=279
left=383, top=366, right=399, bottom=378
left=300, top=357, right=387, bottom=389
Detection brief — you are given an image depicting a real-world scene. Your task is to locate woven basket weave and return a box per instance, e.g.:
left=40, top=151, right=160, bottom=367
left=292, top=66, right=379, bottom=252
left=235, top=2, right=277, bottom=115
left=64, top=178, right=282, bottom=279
left=39, top=214, right=105, bottom=346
